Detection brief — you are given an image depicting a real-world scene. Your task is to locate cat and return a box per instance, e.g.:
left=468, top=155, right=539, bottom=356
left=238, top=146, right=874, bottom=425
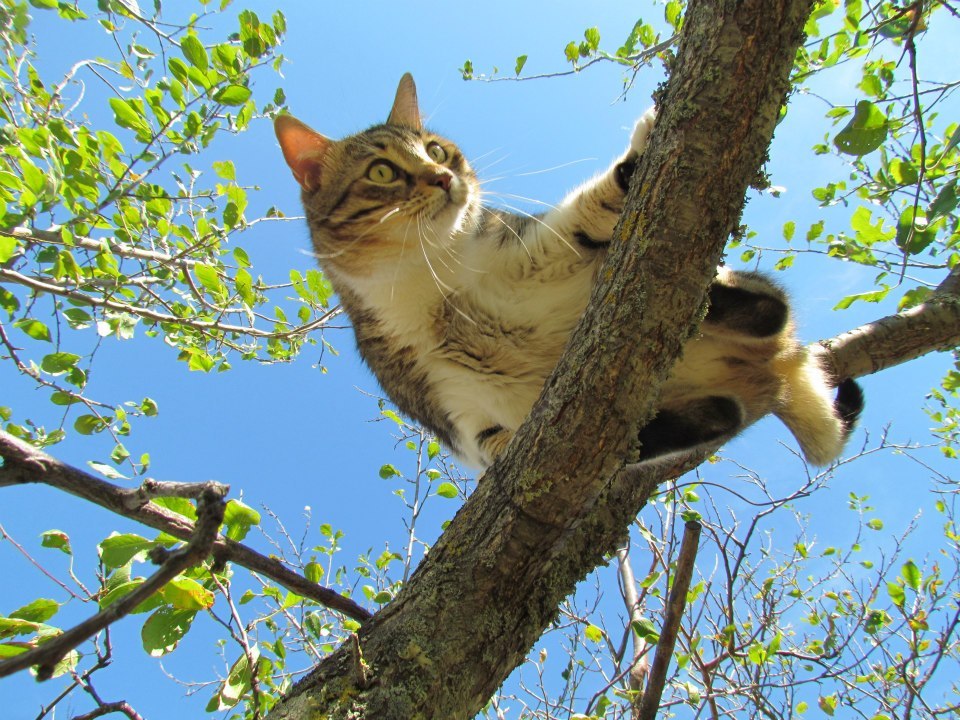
left=274, top=73, right=863, bottom=470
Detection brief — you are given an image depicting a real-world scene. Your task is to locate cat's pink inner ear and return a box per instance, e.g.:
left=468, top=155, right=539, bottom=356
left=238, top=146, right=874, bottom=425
left=387, top=73, right=422, bottom=131
left=274, top=115, right=330, bottom=191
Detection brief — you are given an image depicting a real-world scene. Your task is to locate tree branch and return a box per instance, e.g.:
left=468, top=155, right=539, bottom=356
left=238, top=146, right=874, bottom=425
left=637, top=520, right=701, bottom=720
left=0, top=483, right=226, bottom=680
left=0, top=431, right=372, bottom=623
left=819, top=265, right=960, bottom=382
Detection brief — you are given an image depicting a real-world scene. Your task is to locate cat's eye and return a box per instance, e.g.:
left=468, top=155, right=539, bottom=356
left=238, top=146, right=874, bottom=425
left=426, top=142, right=447, bottom=164
left=367, top=161, right=397, bottom=184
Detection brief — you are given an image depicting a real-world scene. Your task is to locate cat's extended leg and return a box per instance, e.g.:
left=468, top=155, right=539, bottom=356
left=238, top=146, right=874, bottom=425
left=534, top=108, right=657, bottom=250
left=637, top=396, right=743, bottom=461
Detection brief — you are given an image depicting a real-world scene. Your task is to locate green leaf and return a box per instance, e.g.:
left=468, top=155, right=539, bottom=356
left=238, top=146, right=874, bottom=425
left=40, top=530, right=72, bottom=555
left=99, top=533, right=155, bottom=568
left=63, top=308, right=92, bottom=329
left=632, top=617, right=660, bottom=643
left=895, top=207, right=936, bottom=255
left=887, top=581, right=905, bottom=607
left=40, top=352, right=80, bottom=375
left=833, top=100, right=888, bottom=156
left=162, top=576, right=215, bottom=610
left=665, top=1, right=684, bottom=30
left=850, top=206, right=894, bottom=244
left=379, top=464, right=400, bottom=479
left=214, top=85, right=252, bottom=106
left=833, top=285, right=890, bottom=310
left=902, top=559, right=921, bottom=590
left=564, top=41, right=579, bottom=63
left=194, top=263, right=225, bottom=295
left=0, top=235, right=19, bottom=263
left=141, top=606, right=197, bottom=656
left=108, top=97, right=149, bottom=135
left=87, top=460, right=128, bottom=480
left=584, top=623, right=603, bottom=643
left=212, top=160, right=236, bottom=181
left=74, top=414, right=106, bottom=435
left=514, top=55, right=527, bottom=76
left=98, top=578, right=164, bottom=613
left=9, top=598, right=58, bottom=623
left=928, top=178, right=958, bottom=222
left=782, top=221, right=795, bottom=242
left=435, top=482, right=458, bottom=499
left=180, top=33, right=208, bottom=71
left=222, top=499, right=260, bottom=541
left=583, top=27, right=601, bottom=51
left=14, top=318, right=51, bottom=342
left=304, top=561, right=324, bottom=584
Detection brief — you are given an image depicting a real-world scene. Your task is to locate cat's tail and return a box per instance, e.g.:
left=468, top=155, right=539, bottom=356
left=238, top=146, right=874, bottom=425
left=773, top=351, right=864, bottom=466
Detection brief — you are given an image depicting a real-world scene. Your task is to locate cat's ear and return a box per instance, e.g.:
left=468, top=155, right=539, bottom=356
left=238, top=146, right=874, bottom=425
left=274, top=114, right=330, bottom=191
left=387, top=72, right=422, bottom=130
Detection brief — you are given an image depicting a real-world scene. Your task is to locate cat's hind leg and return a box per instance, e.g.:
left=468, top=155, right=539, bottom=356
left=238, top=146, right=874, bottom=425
left=703, top=267, right=790, bottom=340
left=637, top=396, right=743, bottom=462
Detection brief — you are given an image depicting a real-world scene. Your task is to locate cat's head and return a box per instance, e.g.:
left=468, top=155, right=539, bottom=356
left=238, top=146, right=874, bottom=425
left=275, top=74, right=479, bottom=275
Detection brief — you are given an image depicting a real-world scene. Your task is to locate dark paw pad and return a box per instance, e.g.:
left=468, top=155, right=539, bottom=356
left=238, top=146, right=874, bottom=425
left=615, top=156, right=638, bottom=192
left=706, top=284, right=788, bottom=338
left=638, top=396, right=743, bottom=460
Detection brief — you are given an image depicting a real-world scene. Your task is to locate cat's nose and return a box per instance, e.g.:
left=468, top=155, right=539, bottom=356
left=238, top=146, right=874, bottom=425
left=425, top=170, right=453, bottom=192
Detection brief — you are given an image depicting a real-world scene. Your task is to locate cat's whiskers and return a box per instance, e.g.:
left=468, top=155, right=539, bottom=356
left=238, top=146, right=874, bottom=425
left=513, top=158, right=596, bottom=177
left=305, top=221, right=386, bottom=261
left=389, top=215, right=417, bottom=303
left=415, top=214, right=478, bottom=327
left=491, top=196, right=581, bottom=258
left=479, top=206, right=534, bottom=261
left=380, top=207, right=402, bottom=223
left=414, top=215, right=455, bottom=295
left=417, top=214, right=465, bottom=276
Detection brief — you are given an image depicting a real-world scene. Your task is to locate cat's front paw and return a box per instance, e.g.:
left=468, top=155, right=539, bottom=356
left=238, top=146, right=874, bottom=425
left=630, top=106, right=657, bottom=156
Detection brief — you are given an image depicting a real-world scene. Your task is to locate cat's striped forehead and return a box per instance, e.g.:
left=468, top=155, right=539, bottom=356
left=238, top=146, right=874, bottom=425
left=343, top=123, right=450, bottom=161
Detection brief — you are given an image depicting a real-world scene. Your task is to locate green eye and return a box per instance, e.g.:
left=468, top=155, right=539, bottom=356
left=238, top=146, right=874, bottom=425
left=426, top=142, right=447, bottom=163
left=367, top=161, right=397, bottom=184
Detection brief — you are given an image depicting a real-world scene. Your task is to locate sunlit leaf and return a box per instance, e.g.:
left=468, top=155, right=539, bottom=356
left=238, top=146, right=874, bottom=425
left=833, top=100, right=888, bottom=156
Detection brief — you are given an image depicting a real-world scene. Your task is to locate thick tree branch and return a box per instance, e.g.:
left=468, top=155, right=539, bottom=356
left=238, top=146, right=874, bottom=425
left=819, top=265, right=960, bottom=381
left=0, top=431, right=372, bottom=623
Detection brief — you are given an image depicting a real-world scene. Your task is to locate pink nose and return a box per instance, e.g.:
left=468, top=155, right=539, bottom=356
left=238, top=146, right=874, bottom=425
left=425, top=171, right=453, bottom=192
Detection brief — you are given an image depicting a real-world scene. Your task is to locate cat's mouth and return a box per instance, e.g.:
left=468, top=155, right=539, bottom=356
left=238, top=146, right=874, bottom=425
left=422, top=177, right=470, bottom=222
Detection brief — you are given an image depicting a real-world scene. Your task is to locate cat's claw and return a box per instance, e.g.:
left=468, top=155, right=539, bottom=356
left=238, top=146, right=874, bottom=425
left=630, top=106, right=657, bottom=155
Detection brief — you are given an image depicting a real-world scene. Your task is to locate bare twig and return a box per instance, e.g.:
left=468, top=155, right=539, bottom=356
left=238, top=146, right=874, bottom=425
left=70, top=701, right=144, bottom=720
left=637, top=520, right=702, bottom=720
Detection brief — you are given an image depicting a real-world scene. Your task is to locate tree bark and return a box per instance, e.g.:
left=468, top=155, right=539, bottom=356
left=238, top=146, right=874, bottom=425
left=272, top=1, right=822, bottom=718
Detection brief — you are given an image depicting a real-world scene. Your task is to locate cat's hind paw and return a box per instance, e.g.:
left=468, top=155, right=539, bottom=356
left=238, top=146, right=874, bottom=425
left=630, top=106, right=657, bottom=155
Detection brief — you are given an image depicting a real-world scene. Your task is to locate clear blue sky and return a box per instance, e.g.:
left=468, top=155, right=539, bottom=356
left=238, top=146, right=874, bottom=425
left=2, top=2, right=956, bottom=717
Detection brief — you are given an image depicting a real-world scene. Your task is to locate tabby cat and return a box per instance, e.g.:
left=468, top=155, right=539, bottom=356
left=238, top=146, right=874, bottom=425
left=275, top=73, right=863, bottom=469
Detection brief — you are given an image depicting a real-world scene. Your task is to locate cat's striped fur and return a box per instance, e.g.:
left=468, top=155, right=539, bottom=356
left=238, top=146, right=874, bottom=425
left=275, top=73, right=863, bottom=469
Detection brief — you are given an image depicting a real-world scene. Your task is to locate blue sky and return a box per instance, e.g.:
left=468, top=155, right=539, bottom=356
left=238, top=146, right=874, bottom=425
left=2, top=1, right=957, bottom=717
